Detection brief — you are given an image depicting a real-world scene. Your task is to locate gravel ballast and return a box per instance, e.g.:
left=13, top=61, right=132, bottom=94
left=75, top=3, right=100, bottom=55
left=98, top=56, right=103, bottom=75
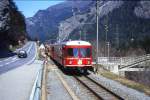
left=58, top=70, right=99, bottom=100
left=89, top=72, right=150, bottom=100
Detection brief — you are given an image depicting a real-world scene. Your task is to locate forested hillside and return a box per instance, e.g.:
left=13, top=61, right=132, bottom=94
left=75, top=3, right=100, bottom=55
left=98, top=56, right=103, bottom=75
left=0, top=0, right=26, bottom=50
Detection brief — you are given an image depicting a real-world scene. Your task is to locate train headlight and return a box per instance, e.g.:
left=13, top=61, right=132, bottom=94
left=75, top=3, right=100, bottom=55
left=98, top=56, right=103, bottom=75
left=69, top=60, right=72, bottom=64
left=78, top=59, right=82, bottom=65
left=87, top=60, right=90, bottom=64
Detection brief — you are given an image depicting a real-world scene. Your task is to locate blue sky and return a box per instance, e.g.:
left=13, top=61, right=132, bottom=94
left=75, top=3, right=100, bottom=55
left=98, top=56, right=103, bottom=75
left=14, top=0, right=65, bottom=18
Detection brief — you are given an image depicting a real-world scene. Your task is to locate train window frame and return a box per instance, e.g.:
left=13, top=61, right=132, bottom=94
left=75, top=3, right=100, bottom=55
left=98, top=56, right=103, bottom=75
left=80, top=48, right=91, bottom=58
left=73, top=48, right=78, bottom=57
left=67, top=48, right=74, bottom=57
left=66, top=47, right=91, bottom=58
left=66, top=48, right=79, bottom=57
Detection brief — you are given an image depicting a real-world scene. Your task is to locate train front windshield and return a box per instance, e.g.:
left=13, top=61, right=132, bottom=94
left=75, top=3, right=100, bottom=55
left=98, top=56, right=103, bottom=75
left=80, top=48, right=91, bottom=57
left=67, top=48, right=79, bottom=57
left=67, top=48, right=91, bottom=57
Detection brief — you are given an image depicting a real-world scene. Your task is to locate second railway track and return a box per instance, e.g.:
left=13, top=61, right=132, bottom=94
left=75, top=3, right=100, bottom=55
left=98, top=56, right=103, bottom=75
left=74, top=75, right=124, bottom=100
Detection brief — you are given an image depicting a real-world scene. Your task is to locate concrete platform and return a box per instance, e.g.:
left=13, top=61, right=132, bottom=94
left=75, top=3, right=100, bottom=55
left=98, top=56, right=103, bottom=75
left=47, top=71, right=72, bottom=100
left=0, top=60, right=43, bottom=100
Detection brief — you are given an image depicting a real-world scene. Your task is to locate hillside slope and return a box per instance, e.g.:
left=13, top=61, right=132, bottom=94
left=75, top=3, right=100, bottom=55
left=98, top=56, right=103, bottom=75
left=26, top=0, right=150, bottom=55
left=26, top=1, right=92, bottom=42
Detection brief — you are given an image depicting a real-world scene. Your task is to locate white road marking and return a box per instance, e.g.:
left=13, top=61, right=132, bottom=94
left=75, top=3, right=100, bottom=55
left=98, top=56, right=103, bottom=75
left=0, top=57, right=18, bottom=66
left=0, top=42, right=33, bottom=67
left=12, top=57, right=17, bottom=61
left=0, top=42, right=30, bottom=63
left=0, top=56, right=13, bottom=62
left=27, top=43, right=33, bottom=53
left=10, top=59, right=18, bottom=63
left=5, top=62, right=10, bottom=65
left=3, top=42, right=34, bottom=66
left=3, top=58, right=10, bottom=61
left=0, top=42, right=35, bottom=67
left=27, top=43, right=37, bottom=65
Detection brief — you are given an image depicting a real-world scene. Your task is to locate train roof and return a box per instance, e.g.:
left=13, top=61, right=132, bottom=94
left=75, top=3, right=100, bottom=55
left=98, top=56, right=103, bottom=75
left=62, top=40, right=91, bottom=46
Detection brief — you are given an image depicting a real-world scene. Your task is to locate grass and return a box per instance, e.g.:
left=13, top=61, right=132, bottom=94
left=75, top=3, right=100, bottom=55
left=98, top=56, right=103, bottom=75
left=96, top=65, right=150, bottom=96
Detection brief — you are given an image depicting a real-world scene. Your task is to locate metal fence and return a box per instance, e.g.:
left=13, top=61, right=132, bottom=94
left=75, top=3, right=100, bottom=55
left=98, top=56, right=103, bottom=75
left=29, top=62, right=44, bottom=100
left=98, top=54, right=150, bottom=65
left=98, top=54, right=150, bottom=71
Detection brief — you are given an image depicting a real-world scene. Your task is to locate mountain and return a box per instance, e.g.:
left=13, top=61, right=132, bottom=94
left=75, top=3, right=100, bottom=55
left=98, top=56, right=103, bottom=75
left=26, top=1, right=93, bottom=42
left=0, top=0, right=27, bottom=49
left=58, top=0, right=150, bottom=55
left=26, top=0, right=150, bottom=55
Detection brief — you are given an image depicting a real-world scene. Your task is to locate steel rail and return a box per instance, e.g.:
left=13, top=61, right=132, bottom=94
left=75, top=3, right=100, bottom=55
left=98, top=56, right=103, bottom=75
left=85, top=76, right=124, bottom=100
left=74, top=75, right=124, bottom=100
left=74, top=76, right=103, bottom=100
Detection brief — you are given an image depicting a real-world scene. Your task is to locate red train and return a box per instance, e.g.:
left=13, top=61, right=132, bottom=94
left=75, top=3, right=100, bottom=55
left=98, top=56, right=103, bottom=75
left=46, top=40, right=93, bottom=73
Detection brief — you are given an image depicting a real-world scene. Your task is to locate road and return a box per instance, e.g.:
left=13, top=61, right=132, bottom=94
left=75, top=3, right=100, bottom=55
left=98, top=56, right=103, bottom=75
left=0, top=41, right=37, bottom=74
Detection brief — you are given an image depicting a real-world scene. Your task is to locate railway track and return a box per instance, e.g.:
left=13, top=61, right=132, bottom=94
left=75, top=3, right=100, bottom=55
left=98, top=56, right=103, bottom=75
left=48, top=59, right=123, bottom=100
left=74, top=75, right=124, bottom=100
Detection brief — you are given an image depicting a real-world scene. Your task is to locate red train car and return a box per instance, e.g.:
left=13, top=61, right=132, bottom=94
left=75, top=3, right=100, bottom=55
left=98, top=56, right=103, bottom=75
left=49, top=40, right=93, bottom=73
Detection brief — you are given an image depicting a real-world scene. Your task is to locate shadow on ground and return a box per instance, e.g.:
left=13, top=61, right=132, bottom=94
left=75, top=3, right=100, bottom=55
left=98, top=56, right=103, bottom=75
left=0, top=49, right=17, bottom=58
left=50, top=58, right=90, bottom=76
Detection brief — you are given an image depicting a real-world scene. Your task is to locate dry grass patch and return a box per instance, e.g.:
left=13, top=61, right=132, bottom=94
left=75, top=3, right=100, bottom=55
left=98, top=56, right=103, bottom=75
left=97, top=67, right=150, bottom=96
left=10, top=45, right=21, bottom=51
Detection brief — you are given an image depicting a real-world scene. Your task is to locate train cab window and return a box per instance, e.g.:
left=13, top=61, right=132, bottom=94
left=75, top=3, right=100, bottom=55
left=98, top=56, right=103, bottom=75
left=67, top=48, right=73, bottom=57
left=80, top=48, right=91, bottom=57
left=73, top=48, right=78, bottom=57
left=67, top=48, right=79, bottom=57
